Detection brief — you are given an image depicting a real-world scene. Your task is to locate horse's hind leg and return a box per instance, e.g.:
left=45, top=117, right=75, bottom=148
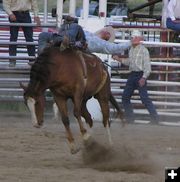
left=95, top=92, right=110, bottom=128
left=110, top=92, right=126, bottom=125
left=54, top=96, right=80, bottom=154
left=81, top=99, right=93, bottom=128
left=95, top=90, right=112, bottom=145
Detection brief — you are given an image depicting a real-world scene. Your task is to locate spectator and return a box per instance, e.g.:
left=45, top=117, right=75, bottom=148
left=3, top=0, right=41, bottom=67
left=166, top=0, right=180, bottom=31
left=113, top=30, right=159, bottom=124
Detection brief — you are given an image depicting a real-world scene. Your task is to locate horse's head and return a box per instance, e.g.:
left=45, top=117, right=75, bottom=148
left=20, top=82, right=45, bottom=128
left=20, top=50, right=51, bottom=128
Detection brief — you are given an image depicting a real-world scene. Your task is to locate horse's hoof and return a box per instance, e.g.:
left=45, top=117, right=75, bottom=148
left=71, top=147, right=80, bottom=154
left=121, top=119, right=127, bottom=127
left=33, top=124, right=42, bottom=128
left=87, top=120, right=93, bottom=128
left=83, top=133, right=91, bottom=141
left=69, top=142, right=80, bottom=154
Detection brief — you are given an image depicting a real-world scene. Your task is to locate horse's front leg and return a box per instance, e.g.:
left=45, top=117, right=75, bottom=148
left=54, top=97, right=80, bottom=154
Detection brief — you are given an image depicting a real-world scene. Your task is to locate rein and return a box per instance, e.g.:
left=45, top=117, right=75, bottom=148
left=103, top=61, right=122, bottom=75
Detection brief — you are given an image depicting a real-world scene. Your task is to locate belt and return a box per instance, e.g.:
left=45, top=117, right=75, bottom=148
left=167, top=17, right=180, bottom=20
left=131, top=71, right=143, bottom=73
left=13, top=10, right=29, bottom=13
left=131, top=71, right=143, bottom=75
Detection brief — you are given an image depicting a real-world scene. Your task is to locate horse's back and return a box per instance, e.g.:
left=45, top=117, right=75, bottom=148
left=47, top=49, right=88, bottom=97
left=51, top=49, right=85, bottom=79
left=45, top=48, right=109, bottom=97
left=82, top=52, right=110, bottom=97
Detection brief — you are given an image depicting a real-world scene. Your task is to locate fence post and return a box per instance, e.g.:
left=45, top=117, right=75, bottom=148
left=82, top=0, right=89, bottom=20
left=99, top=0, right=107, bottom=18
left=69, top=0, right=76, bottom=17
left=43, top=0, right=48, bottom=24
left=56, top=0, right=63, bottom=28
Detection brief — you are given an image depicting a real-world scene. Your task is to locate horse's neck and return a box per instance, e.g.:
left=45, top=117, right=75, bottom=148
left=28, top=81, right=46, bottom=96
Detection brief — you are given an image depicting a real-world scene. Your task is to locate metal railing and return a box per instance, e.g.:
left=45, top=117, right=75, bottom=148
left=0, top=12, right=180, bottom=122
left=105, top=27, right=180, bottom=121
left=0, top=13, right=51, bottom=103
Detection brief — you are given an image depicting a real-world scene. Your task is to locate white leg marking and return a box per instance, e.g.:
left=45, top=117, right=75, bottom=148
left=27, top=97, right=38, bottom=127
left=106, top=126, right=113, bottom=146
left=53, top=103, right=59, bottom=121
left=83, top=132, right=91, bottom=141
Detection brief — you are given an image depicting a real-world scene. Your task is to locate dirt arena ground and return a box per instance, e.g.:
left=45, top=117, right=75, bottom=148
left=0, top=115, right=180, bottom=182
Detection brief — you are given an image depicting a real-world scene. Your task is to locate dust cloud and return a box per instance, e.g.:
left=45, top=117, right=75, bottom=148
left=82, top=136, right=157, bottom=174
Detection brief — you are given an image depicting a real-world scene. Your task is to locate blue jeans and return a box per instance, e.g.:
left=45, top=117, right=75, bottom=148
left=166, top=18, right=180, bottom=32
left=9, top=11, right=35, bottom=57
left=122, top=71, right=159, bottom=123
left=38, top=32, right=53, bottom=54
left=38, top=32, right=63, bottom=54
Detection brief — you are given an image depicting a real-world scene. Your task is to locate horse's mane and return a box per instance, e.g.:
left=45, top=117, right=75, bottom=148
left=30, top=47, right=55, bottom=84
left=25, top=47, right=58, bottom=97
left=30, top=46, right=82, bottom=85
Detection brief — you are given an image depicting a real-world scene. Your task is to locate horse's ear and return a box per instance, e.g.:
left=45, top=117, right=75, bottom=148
left=19, top=82, right=27, bottom=91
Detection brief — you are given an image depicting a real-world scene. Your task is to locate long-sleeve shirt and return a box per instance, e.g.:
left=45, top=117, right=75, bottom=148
left=38, top=30, right=131, bottom=55
left=85, top=31, right=131, bottom=54
left=3, top=0, right=39, bottom=16
left=167, top=0, right=180, bottom=21
left=122, top=44, right=151, bottom=79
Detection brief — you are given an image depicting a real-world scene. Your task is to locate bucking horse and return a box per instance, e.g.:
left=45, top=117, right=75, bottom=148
left=20, top=47, right=124, bottom=154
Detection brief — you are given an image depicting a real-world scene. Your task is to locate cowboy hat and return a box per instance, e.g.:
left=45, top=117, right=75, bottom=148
left=131, top=29, right=143, bottom=38
left=95, top=26, right=116, bottom=42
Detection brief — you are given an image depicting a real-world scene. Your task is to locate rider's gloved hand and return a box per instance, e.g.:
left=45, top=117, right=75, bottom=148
left=75, top=41, right=82, bottom=48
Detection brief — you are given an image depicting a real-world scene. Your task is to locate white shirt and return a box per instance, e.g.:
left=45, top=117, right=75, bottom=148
left=3, top=0, right=39, bottom=16
left=167, top=0, right=180, bottom=21
left=122, top=44, right=151, bottom=79
left=85, top=31, right=131, bottom=55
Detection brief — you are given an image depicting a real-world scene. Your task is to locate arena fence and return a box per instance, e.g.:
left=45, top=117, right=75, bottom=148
left=0, top=12, right=56, bottom=105
left=97, top=27, right=180, bottom=122
left=0, top=11, right=180, bottom=122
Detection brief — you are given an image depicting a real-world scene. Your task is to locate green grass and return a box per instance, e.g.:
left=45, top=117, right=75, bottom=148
left=37, top=0, right=162, bottom=15
left=127, top=0, right=162, bottom=14
left=37, top=0, right=82, bottom=12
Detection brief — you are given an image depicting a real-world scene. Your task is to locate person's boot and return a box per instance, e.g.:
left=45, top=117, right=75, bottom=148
left=60, top=36, right=70, bottom=51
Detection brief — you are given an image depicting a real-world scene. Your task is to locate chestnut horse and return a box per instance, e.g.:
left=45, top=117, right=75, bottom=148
left=21, top=47, right=124, bottom=154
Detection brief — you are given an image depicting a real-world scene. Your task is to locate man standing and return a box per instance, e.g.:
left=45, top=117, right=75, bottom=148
left=166, top=0, right=180, bottom=31
left=113, top=30, right=159, bottom=124
left=3, top=0, right=41, bottom=66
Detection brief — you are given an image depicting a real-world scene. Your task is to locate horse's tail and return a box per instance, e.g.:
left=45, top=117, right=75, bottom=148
left=110, top=91, right=126, bottom=125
